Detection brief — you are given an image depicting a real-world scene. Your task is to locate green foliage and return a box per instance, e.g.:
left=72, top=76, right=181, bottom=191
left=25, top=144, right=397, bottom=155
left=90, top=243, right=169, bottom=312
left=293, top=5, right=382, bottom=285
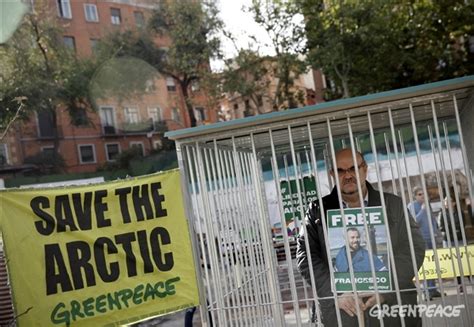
left=89, top=56, right=159, bottom=108
left=221, top=50, right=271, bottom=114
left=99, top=147, right=144, bottom=172
left=0, top=11, right=98, bottom=133
left=149, top=0, right=222, bottom=78
left=98, top=146, right=177, bottom=176
left=92, top=30, right=164, bottom=105
left=247, top=0, right=308, bottom=109
left=298, top=0, right=474, bottom=99
left=148, top=0, right=223, bottom=126
left=23, top=151, right=65, bottom=175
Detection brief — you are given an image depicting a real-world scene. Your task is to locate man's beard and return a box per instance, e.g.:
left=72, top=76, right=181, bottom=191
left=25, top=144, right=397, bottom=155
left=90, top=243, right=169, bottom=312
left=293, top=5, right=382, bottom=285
left=350, top=244, right=359, bottom=251
left=342, top=178, right=360, bottom=195
left=342, top=189, right=358, bottom=195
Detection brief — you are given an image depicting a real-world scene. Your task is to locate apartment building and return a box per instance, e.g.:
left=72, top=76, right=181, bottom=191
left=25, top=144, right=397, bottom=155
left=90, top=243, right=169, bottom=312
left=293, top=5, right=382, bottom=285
left=219, top=60, right=326, bottom=121
left=0, top=0, right=216, bottom=176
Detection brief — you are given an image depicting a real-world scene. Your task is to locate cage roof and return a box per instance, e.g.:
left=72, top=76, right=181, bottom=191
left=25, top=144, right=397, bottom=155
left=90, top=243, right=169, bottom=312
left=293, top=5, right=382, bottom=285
left=165, top=75, right=474, bottom=143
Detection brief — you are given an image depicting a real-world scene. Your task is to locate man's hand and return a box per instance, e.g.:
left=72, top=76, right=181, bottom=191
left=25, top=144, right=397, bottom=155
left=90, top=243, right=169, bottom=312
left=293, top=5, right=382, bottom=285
left=337, top=293, right=365, bottom=317
left=361, top=294, right=385, bottom=310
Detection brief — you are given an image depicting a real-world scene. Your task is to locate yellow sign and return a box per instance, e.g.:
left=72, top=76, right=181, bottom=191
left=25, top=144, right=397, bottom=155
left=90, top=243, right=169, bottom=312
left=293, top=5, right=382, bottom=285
left=418, top=245, right=474, bottom=280
left=0, top=170, right=199, bottom=326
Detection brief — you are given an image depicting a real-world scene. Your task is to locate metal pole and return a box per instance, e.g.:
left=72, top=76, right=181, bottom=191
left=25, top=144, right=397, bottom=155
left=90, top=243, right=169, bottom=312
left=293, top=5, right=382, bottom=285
left=250, top=132, right=285, bottom=327
left=178, top=145, right=211, bottom=326
left=327, top=117, right=364, bottom=326
left=347, top=116, right=385, bottom=327
left=269, top=129, right=302, bottom=326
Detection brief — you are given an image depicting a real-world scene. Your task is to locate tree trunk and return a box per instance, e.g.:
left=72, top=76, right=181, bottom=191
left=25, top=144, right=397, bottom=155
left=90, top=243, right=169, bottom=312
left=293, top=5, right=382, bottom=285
left=180, top=82, right=196, bottom=127
left=341, top=78, right=350, bottom=98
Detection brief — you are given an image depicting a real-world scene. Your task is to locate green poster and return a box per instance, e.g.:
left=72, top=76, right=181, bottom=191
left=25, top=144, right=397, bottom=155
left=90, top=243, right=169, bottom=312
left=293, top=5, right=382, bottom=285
left=327, top=207, right=392, bottom=292
left=279, top=176, right=317, bottom=236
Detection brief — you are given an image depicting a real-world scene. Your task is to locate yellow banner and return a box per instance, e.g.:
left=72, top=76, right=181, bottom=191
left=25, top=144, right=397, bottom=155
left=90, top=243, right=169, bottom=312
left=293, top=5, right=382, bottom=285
left=418, top=245, right=474, bottom=280
left=0, top=170, right=199, bottom=326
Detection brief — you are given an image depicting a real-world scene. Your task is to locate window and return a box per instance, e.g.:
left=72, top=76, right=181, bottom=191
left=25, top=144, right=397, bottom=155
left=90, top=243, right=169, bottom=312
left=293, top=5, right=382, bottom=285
left=194, top=107, right=205, bottom=121
left=63, top=36, right=76, bottom=52
left=37, top=111, right=55, bottom=138
left=191, top=81, right=200, bottom=92
left=124, top=107, right=139, bottom=124
left=100, top=107, right=116, bottom=134
left=166, top=77, right=176, bottom=92
left=171, top=108, right=180, bottom=122
left=244, top=100, right=252, bottom=117
left=145, top=79, right=154, bottom=92
left=71, top=107, right=88, bottom=125
left=110, top=8, right=121, bottom=25
left=153, top=140, right=162, bottom=150
left=90, top=38, right=99, bottom=53
left=41, top=146, right=55, bottom=156
left=134, top=11, right=145, bottom=27
left=57, top=0, right=72, bottom=18
left=105, top=143, right=120, bottom=161
left=78, top=145, right=96, bottom=164
left=130, top=142, right=145, bottom=156
left=245, top=100, right=250, bottom=110
left=322, top=73, right=328, bottom=89
left=233, top=103, right=239, bottom=111
left=84, top=4, right=98, bottom=22
left=148, top=107, right=162, bottom=123
left=0, top=144, right=8, bottom=165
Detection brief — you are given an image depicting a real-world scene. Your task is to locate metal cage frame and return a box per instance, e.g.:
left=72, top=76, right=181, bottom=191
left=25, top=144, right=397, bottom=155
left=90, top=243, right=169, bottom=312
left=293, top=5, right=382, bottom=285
left=167, top=76, right=474, bottom=327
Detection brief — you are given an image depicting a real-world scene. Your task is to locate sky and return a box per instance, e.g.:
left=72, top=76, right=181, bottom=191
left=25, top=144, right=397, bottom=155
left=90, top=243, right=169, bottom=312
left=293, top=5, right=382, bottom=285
left=212, top=0, right=274, bottom=71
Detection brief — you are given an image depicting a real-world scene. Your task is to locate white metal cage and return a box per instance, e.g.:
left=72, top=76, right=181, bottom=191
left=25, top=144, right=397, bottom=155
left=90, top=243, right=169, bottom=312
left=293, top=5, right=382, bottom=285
left=167, top=76, right=474, bottom=327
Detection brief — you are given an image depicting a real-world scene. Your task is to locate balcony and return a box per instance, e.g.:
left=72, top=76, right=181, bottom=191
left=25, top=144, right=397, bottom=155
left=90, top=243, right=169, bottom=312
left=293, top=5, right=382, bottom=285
left=152, top=121, right=168, bottom=133
left=103, top=125, right=117, bottom=135
left=101, top=120, right=169, bottom=136
left=122, top=120, right=154, bottom=134
left=37, top=127, right=64, bottom=140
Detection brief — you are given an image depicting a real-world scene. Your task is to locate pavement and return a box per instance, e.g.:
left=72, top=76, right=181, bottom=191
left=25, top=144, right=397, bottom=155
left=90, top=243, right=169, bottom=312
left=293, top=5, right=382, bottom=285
left=130, top=280, right=474, bottom=326
left=133, top=308, right=203, bottom=327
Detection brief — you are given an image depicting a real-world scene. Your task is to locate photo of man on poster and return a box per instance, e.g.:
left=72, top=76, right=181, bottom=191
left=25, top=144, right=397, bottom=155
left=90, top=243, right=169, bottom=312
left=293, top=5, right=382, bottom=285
left=334, top=227, right=387, bottom=273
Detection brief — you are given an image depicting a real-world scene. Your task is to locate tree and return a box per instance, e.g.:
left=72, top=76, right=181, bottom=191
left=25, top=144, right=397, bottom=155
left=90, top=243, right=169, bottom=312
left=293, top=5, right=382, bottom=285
left=149, top=0, right=223, bottom=126
left=221, top=49, right=272, bottom=115
left=0, top=8, right=97, bottom=153
left=248, top=0, right=307, bottom=109
left=298, top=0, right=474, bottom=99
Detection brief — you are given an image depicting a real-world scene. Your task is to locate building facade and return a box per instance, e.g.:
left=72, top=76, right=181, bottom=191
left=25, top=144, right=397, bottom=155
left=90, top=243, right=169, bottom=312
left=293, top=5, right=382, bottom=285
left=0, top=0, right=216, bottom=176
left=219, top=60, right=327, bottom=121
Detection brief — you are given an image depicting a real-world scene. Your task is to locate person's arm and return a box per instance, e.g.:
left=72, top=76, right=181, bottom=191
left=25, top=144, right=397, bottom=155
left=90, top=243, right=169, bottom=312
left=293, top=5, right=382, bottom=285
left=373, top=255, right=387, bottom=271
left=386, top=195, right=426, bottom=304
left=296, top=201, right=333, bottom=298
left=414, top=203, right=427, bottom=225
left=334, top=247, right=347, bottom=272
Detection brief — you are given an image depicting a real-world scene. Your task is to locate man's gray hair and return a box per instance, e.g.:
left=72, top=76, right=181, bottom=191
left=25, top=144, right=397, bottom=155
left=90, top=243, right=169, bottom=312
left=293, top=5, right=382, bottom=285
left=331, top=149, right=366, bottom=171
left=412, top=186, right=423, bottom=196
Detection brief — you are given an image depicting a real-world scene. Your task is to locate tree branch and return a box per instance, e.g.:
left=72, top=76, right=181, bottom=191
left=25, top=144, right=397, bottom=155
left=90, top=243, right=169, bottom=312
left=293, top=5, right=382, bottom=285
left=1, top=99, right=24, bottom=141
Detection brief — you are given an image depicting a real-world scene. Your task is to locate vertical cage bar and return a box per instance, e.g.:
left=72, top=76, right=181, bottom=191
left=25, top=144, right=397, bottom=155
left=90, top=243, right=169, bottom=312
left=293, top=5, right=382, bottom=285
left=269, top=129, right=302, bottom=325
left=250, top=132, right=285, bottom=327
left=327, top=117, right=364, bottom=325
left=346, top=116, right=385, bottom=327
left=442, top=122, right=473, bottom=326
left=368, top=111, right=418, bottom=320
left=453, top=95, right=474, bottom=226
left=179, top=145, right=211, bottom=326
left=384, top=132, right=398, bottom=195
left=194, top=143, right=227, bottom=326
